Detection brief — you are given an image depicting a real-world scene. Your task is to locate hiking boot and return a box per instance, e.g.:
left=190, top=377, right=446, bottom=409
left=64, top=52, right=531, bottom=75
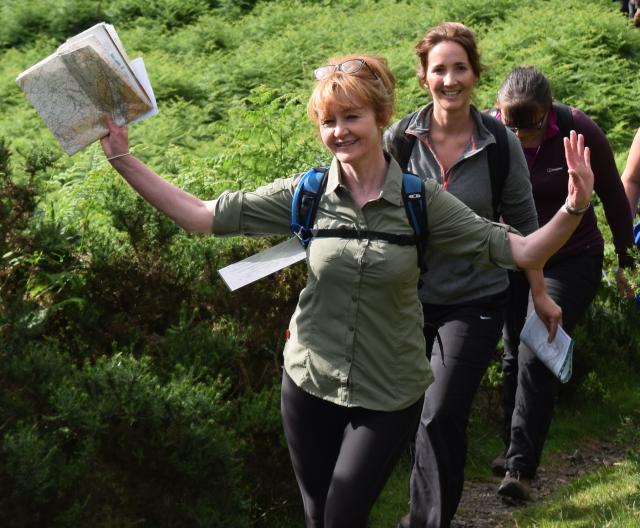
left=491, top=453, right=507, bottom=476
left=498, top=469, right=531, bottom=500
left=397, top=512, right=410, bottom=528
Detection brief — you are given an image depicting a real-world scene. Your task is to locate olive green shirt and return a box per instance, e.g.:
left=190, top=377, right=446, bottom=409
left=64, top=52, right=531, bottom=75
left=213, top=157, right=518, bottom=411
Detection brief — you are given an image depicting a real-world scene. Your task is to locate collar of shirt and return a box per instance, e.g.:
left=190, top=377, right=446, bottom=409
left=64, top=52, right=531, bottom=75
left=406, top=103, right=495, bottom=152
left=542, top=106, right=560, bottom=142
left=324, top=155, right=406, bottom=207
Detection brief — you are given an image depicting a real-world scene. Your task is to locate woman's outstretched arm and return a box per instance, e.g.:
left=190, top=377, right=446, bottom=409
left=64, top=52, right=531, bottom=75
left=101, top=115, right=217, bottom=233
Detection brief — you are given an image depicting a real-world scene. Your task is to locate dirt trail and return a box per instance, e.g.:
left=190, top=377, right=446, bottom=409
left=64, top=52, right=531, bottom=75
left=451, top=440, right=628, bottom=527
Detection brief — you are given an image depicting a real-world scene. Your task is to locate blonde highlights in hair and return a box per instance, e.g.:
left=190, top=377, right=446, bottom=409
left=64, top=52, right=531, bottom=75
left=307, top=54, right=395, bottom=128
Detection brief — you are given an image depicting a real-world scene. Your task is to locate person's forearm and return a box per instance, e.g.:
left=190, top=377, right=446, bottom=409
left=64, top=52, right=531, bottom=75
left=622, top=128, right=640, bottom=216
left=622, top=178, right=640, bottom=217
left=110, top=154, right=215, bottom=233
left=525, top=268, right=546, bottom=299
left=509, top=206, right=583, bottom=269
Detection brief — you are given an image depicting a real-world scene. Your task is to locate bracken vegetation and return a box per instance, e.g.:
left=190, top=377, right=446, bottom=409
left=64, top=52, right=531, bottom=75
left=1, top=1, right=639, bottom=526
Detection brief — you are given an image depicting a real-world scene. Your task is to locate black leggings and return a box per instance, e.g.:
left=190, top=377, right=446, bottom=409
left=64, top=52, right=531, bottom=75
left=281, top=370, right=423, bottom=528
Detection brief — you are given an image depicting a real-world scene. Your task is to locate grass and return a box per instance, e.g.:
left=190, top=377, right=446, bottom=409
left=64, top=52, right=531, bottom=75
left=368, top=370, right=640, bottom=527
left=369, top=452, right=412, bottom=526
left=515, top=462, right=640, bottom=527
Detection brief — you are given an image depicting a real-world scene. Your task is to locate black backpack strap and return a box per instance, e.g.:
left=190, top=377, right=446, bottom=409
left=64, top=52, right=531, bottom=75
left=314, top=230, right=415, bottom=246
left=480, top=112, right=510, bottom=221
left=401, top=172, right=428, bottom=273
left=552, top=103, right=574, bottom=174
left=318, top=173, right=429, bottom=273
left=386, top=111, right=419, bottom=172
left=291, top=167, right=329, bottom=247
left=553, top=103, right=574, bottom=137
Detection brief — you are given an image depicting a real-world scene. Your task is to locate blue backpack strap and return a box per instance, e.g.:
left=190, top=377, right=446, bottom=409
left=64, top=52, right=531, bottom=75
left=292, top=167, right=429, bottom=273
left=291, top=167, right=329, bottom=247
left=401, top=172, right=428, bottom=273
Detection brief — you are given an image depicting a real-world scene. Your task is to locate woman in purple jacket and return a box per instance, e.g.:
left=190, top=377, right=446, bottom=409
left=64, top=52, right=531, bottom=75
left=493, top=66, right=634, bottom=500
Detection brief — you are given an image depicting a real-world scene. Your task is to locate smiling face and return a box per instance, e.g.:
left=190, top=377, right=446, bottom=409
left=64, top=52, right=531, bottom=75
left=318, top=103, right=382, bottom=167
left=425, top=40, right=477, bottom=113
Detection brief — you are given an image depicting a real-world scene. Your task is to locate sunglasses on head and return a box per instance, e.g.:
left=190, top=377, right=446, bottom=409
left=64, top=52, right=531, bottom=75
left=504, top=112, right=547, bottom=133
left=314, top=59, right=379, bottom=81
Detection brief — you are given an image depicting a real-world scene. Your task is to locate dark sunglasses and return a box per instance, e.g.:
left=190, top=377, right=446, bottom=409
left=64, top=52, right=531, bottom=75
left=504, top=112, right=547, bottom=133
left=314, top=59, right=378, bottom=81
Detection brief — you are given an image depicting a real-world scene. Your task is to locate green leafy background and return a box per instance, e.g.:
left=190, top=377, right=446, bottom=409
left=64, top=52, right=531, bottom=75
left=1, top=1, right=639, bottom=526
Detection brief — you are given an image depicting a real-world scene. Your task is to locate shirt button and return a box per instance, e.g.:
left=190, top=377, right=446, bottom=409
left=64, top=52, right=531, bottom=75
left=346, top=357, right=352, bottom=363
left=349, top=325, right=354, bottom=331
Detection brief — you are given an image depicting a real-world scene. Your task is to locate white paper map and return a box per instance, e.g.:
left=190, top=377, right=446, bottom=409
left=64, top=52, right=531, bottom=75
left=520, top=311, right=573, bottom=383
left=16, top=23, right=155, bottom=155
left=218, top=238, right=306, bottom=291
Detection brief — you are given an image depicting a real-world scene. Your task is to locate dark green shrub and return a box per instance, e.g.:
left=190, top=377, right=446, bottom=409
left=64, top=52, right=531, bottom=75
left=0, top=345, right=249, bottom=527
left=557, top=279, right=640, bottom=406
left=0, top=0, right=108, bottom=50
left=21, top=144, right=61, bottom=177
left=156, top=307, right=244, bottom=385
left=0, top=136, right=10, bottom=176
left=106, top=0, right=211, bottom=30
left=231, top=384, right=301, bottom=526
left=618, top=411, right=640, bottom=465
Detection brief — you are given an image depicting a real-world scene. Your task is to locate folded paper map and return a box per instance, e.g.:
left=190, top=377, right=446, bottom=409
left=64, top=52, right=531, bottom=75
left=16, top=22, right=157, bottom=155
left=520, top=311, right=573, bottom=383
left=218, top=238, right=306, bottom=291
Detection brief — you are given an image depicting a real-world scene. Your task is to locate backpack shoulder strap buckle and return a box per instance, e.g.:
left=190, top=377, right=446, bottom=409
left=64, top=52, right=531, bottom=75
left=291, top=167, right=329, bottom=247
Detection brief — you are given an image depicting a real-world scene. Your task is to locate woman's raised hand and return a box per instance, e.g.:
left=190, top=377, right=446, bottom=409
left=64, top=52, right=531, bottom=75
left=564, top=130, right=593, bottom=210
left=100, top=113, right=130, bottom=160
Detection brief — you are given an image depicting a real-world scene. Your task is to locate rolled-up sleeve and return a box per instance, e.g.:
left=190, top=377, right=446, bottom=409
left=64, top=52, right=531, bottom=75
left=425, top=180, right=519, bottom=270
left=212, top=177, right=297, bottom=236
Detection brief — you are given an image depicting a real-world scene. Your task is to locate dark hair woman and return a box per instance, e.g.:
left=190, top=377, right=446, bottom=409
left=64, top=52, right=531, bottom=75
left=384, top=22, right=562, bottom=528
left=493, top=65, right=634, bottom=501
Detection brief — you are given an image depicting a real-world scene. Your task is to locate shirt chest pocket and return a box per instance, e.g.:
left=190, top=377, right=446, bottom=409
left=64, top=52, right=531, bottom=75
left=307, top=238, right=356, bottom=279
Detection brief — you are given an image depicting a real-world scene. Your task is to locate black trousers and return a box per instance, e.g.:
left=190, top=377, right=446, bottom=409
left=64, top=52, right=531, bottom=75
left=281, top=370, right=423, bottom=528
left=501, top=254, right=603, bottom=477
left=409, top=292, right=507, bottom=528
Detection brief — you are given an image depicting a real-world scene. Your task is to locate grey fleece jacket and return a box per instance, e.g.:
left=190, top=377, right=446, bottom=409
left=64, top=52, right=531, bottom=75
left=384, top=103, right=538, bottom=305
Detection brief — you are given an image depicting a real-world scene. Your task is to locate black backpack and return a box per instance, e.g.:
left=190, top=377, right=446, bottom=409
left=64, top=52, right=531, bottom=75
left=291, top=167, right=429, bottom=272
left=385, top=110, right=511, bottom=222
left=547, top=103, right=575, bottom=174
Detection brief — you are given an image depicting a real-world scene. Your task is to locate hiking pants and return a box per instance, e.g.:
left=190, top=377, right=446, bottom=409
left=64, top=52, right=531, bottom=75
left=409, top=292, right=507, bottom=528
left=281, top=370, right=422, bottom=528
left=501, top=254, right=603, bottom=477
